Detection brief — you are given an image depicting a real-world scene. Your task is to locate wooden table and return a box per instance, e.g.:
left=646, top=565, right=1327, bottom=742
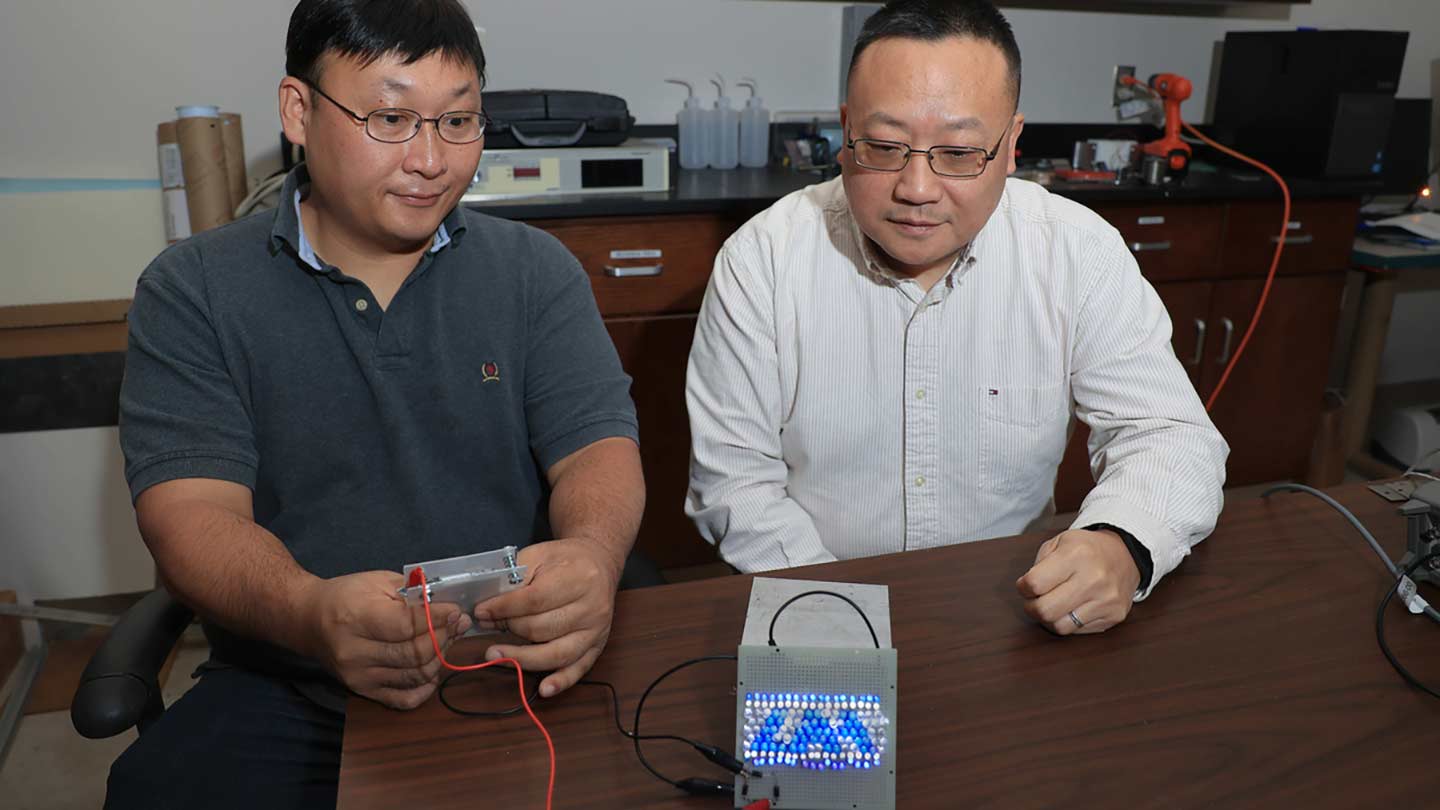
left=339, top=483, right=1440, bottom=808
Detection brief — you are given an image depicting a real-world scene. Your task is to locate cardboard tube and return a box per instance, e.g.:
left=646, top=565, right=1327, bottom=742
left=156, top=121, right=191, bottom=243
left=220, top=112, right=248, bottom=212
left=175, top=105, right=232, bottom=232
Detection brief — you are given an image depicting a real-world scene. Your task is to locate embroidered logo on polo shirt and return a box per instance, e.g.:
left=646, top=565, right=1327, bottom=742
left=482, top=362, right=501, bottom=383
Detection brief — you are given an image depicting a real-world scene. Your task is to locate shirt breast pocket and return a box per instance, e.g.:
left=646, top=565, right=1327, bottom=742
left=976, top=383, right=1069, bottom=496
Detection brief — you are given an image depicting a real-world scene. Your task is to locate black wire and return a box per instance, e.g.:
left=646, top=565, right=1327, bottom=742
left=628, top=654, right=740, bottom=789
left=436, top=655, right=744, bottom=792
left=575, top=678, right=705, bottom=746
left=767, top=590, right=880, bottom=649
left=1376, top=551, right=1440, bottom=700
left=436, top=663, right=541, bottom=718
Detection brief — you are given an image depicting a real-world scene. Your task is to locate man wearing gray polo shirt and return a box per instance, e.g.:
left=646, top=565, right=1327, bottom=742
left=108, top=2, right=642, bottom=807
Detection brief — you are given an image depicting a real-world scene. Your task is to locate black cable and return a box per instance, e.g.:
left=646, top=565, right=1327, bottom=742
left=767, top=590, right=880, bottom=649
left=575, top=678, right=704, bottom=746
left=628, top=654, right=743, bottom=791
left=1376, top=551, right=1440, bottom=700
left=437, top=662, right=540, bottom=718
left=438, top=654, right=747, bottom=795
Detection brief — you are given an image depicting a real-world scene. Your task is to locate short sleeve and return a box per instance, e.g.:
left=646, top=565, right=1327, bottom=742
left=119, top=246, right=258, bottom=500
left=520, top=233, right=639, bottom=470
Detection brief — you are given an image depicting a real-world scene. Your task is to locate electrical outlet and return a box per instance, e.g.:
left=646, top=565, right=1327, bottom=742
left=1112, top=65, right=1137, bottom=107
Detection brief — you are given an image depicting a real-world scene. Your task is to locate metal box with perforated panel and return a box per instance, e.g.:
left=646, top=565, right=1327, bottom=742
left=733, top=645, right=897, bottom=809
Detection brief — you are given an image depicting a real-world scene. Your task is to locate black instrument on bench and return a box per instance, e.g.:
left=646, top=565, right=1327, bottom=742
left=483, top=90, right=635, bottom=149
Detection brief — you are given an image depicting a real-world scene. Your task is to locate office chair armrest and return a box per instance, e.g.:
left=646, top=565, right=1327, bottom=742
left=71, top=588, right=194, bottom=739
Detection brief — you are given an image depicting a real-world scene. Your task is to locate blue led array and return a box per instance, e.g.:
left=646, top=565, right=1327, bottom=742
left=741, top=692, right=889, bottom=771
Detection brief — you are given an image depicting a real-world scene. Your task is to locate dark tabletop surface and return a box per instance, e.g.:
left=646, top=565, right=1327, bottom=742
left=340, top=481, right=1440, bottom=809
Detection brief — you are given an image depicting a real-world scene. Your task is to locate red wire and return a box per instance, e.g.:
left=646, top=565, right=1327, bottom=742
left=416, top=566, right=556, bottom=810
left=1121, top=76, right=1292, bottom=413
left=1180, top=121, right=1292, bottom=413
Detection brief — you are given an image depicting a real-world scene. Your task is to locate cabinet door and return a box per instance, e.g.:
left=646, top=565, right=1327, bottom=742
left=605, top=314, right=717, bottom=569
left=1153, top=281, right=1216, bottom=394
left=1052, top=281, right=1215, bottom=513
left=1203, top=274, right=1347, bottom=484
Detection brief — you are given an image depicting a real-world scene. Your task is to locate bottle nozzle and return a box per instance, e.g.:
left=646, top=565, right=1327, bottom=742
left=738, top=78, right=758, bottom=98
left=665, top=78, right=695, bottom=98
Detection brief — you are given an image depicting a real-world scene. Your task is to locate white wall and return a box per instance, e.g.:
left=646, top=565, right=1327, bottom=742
left=1008, top=0, right=1439, bottom=124
left=0, top=0, right=847, bottom=184
left=0, top=428, right=152, bottom=603
left=3, top=1, right=1436, bottom=185
left=3, top=0, right=1437, bottom=305
left=1380, top=290, right=1440, bottom=385
left=1, top=0, right=1437, bottom=600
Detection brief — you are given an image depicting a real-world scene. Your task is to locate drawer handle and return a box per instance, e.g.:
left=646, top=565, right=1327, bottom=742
left=1216, top=317, right=1235, bottom=364
left=1130, top=240, right=1173, bottom=253
left=1137, top=215, right=1166, bottom=226
left=1270, top=234, right=1314, bottom=246
left=1190, top=318, right=1206, bottom=366
left=604, top=264, right=664, bottom=278
left=610, top=249, right=663, bottom=260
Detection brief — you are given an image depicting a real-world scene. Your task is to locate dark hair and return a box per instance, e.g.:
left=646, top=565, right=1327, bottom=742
left=286, top=0, right=487, bottom=88
left=848, top=0, right=1021, bottom=107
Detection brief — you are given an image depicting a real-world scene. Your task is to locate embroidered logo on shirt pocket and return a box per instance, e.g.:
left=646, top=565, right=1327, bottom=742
left=977, top=384, right=1068, bottom=494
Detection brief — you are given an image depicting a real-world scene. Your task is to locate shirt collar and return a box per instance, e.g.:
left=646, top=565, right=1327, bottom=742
left=268, top=164, right=467, bottom=271
left=827, top=178, right=997, bottom=292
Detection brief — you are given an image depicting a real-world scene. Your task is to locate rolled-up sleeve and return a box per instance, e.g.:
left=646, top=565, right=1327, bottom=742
left=686, top=234, right=838, bottom=573
left=1067, top=234, right=1229, bottom=599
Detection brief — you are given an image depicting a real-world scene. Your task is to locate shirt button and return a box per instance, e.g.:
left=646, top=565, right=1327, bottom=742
left=354, top=299, right=369, bottom=312
left=916, top=389, right=926, bottom=400
left=914, top=476, right=925, bottom=487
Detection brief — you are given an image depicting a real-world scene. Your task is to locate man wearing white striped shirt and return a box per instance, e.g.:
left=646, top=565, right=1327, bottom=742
left=685, top=0, right=1228, bottom=635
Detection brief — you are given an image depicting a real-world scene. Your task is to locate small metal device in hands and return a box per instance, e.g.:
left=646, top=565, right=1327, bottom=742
left=398, top=546, right=527, bottom=622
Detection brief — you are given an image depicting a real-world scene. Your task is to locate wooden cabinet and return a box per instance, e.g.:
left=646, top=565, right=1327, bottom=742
left=531, top=215, right=740, bottom=569
left=1202, top=274, right=1347, bottom=484
left=1054, top=198, right=1354, bottom=513
left=1156, top=281, right=1216, bottom=391
left=1100, top=203, right=1226, bottom=282
left=540, top=214, right=733, bottom=318
left=603, top=315, right=713, bottom=568
left=1222, top=199, right=1359, bottom=277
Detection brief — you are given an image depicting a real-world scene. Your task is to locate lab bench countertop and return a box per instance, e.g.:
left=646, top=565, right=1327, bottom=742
left=466, top=163, right=1382, bottom=221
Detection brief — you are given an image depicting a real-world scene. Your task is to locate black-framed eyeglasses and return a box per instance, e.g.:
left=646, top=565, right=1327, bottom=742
left=300, top=78, right=488, bottom=145
left=845, top=118, right=1013, bottom=178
